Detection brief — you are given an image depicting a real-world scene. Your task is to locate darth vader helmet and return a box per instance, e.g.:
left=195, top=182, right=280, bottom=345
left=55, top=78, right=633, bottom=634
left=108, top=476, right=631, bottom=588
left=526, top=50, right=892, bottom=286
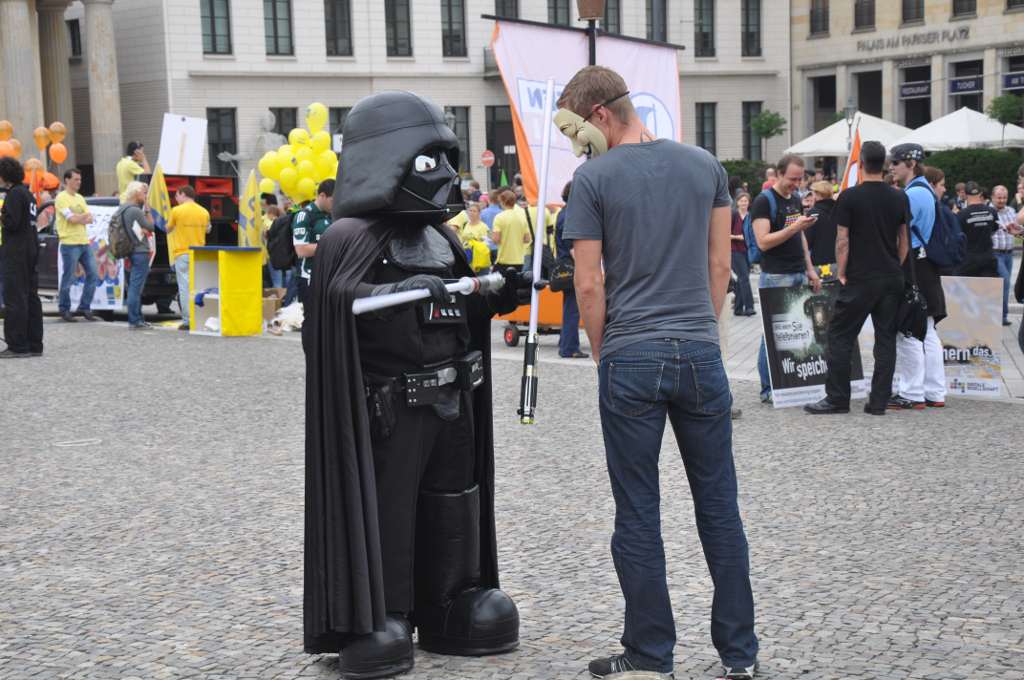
left=333, top=91, right=463, bottom=223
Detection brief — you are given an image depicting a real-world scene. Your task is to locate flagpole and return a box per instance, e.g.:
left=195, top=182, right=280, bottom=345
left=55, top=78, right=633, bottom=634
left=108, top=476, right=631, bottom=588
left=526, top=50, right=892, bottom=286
left=518, top=78, right=556, bottom=425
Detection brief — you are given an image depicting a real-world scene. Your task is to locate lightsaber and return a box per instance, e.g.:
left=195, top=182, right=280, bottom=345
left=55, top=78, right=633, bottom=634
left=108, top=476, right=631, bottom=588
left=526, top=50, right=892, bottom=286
left=518, top=78, right=556, bottom=425
left=352, top=273, right=506, bottom=315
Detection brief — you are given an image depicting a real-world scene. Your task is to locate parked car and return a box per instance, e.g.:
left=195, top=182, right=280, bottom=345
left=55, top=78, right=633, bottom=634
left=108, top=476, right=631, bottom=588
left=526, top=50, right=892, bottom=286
left=35, top=196, right=179, bottom=314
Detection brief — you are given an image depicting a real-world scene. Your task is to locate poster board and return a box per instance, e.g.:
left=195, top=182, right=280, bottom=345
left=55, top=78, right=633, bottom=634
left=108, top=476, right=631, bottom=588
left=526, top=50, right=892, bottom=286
left=760, top=281, right=868, bottom=408
left=938, top=276, right=1002, bottom=398
left=157, top=113, right=208, bottom=175
left=56, top=205, right=126, bottom=311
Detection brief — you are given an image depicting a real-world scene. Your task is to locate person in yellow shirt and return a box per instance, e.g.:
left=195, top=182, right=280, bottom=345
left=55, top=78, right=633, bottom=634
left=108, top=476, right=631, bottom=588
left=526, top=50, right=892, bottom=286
left=116, top=141, right=151, bottom=200
left=166, top=184, right=211, bottom=330
left=454, top=203, right=492, bottom=273
left=54, top=168, right=100, bottom=322
left=492, top=189, right=531, bottom=272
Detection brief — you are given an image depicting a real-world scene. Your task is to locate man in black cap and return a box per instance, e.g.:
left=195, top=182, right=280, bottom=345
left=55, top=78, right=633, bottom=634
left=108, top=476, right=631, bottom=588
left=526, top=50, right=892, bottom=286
left=888, top=143, right=948, bottom=410
left=805, top=141, right=909, bottom=415
left=955, top=181, right=999, bottom=278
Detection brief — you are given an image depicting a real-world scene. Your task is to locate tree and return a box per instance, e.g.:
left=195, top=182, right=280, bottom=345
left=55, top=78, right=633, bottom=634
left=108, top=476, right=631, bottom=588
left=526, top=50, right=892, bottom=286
left=925, top=148, right=1023, bottom=194
left=749, top=110, right=787, bottom=161
left=986, top=94, right=1024, bottom=147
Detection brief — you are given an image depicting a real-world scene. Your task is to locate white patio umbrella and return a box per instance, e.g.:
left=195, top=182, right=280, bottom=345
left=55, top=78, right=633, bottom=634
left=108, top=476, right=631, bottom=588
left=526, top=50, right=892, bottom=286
left=785, top=112, right=912, bottom=157
left=892, top=107, right=1024, bottom=150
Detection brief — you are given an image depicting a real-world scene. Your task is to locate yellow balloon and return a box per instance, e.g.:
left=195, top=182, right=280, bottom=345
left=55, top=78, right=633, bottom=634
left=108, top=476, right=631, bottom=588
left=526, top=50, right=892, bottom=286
left=310, top=130, right=331, bottom=154
left=259, top=177, right=276, bottom=195
left=297, top=159, right=316, bottom=179
left=277, top=144, right=296, bottom=168
left=279, top=167, right=298, bottom=192
left=315, top=149, right=336, bottom=178
left=306, top=103, right=328, bottom=134
left=258, top=152, right=281, bottom=180
left=288, top=128, right=310, bottom=148
left=295, top=145, right=314, bottom=164
left=296, top=177, right=317, bottom=201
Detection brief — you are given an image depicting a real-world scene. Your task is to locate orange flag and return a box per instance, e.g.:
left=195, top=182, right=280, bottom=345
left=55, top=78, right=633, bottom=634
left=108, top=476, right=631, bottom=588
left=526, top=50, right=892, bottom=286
left=840, top=127, right=862, bottom=193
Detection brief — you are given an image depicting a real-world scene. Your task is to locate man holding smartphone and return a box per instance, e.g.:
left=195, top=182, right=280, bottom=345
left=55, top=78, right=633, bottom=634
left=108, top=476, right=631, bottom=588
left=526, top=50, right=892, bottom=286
left=751, top=154, right=821, bottom=403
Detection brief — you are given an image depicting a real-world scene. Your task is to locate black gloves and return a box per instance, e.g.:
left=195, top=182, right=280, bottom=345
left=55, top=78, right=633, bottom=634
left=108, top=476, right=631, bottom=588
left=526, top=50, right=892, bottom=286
left=371, top=274, right=449, bottom=303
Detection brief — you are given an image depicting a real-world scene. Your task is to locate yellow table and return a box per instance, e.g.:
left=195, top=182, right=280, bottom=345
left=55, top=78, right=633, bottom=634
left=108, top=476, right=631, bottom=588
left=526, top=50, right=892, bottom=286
left=188, top=246, right=263, bottom=337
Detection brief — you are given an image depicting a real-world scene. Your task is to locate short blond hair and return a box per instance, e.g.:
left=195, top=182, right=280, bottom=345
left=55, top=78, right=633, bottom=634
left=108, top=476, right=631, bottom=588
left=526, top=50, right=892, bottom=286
left=810, top=181, right=833, bottom=199
left=125, top=181, right=147, bottom=199
left=557, top=66, right=634, bottom=123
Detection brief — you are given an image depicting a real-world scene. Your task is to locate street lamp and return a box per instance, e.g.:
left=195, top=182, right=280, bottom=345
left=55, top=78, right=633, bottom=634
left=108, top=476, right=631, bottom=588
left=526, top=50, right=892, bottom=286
left=577, top=0, right=605, bottom=66
left=844, top=96, right=857, bottom=151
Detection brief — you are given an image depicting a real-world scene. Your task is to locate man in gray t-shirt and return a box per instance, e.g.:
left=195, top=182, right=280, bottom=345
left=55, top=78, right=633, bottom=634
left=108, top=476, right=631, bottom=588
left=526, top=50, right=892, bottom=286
left=120, top=181, right=154, bottom=329
left=557, top=66, right=758, bottom=680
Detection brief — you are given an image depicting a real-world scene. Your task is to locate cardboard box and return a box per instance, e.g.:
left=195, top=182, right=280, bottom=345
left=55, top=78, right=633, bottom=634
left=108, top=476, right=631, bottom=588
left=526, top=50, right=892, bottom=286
left=262, top=287, right=287, bottom=323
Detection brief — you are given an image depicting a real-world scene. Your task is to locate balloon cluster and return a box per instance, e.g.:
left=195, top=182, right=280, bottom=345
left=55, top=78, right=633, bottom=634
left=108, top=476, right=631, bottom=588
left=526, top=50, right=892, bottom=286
left=0, top=120, right=68, bottom=164
left=257, top=103, right=338, bottom=202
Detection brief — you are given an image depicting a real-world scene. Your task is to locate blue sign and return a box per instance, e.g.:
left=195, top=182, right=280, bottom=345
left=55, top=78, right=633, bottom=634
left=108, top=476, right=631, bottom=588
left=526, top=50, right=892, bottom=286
left=1005, top=72, right=1024, bottom=91
left=950, top=76, right=982, bottom=94
left=900, top=81, right=931, bottom=99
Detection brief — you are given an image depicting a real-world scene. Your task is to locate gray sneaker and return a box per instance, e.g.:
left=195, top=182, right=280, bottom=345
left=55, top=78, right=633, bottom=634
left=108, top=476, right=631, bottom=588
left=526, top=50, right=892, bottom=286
left=722, top=663, right=758, bottom=679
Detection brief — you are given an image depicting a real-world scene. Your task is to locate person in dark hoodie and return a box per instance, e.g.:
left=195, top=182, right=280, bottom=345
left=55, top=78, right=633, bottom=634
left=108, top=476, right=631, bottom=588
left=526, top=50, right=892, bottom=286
left=303, top=91, right=525, bottom=679
left=0, top=157, right=43, bottom=358
left=805, top=180, right=838, bottom=269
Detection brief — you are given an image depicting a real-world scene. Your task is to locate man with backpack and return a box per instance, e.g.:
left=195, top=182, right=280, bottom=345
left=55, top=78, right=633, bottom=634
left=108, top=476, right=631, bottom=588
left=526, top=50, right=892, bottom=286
left=120, top=181, right=156, bottom=330
left=888, top=143, right=948, bottom=410
left=749, top=153, right=821, bottom=403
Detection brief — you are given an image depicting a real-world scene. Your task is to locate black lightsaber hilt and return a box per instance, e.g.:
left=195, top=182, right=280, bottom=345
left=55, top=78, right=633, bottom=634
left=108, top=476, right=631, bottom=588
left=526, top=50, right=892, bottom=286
left=517, top=334, right=539, bottom=425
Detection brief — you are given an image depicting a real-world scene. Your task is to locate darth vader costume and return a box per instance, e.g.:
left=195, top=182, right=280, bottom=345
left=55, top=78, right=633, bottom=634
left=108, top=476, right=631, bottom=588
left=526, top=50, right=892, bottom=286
left=303, top=91, right=522, bottom=679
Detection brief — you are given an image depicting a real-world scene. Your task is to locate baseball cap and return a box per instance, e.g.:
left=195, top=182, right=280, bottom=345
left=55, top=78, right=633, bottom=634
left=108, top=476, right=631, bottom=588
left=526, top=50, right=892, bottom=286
left=965, top=181, right=981, bottom=196
left=889, top=143, right=924, bottom=162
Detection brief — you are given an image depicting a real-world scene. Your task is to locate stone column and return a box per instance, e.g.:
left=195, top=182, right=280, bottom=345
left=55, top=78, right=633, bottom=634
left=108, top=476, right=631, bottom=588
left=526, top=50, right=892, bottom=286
left=931, top=54, right=946, bottom=122
left=37, top=0, right=75, bottom=168
left=0, top=0, right=45, bottom=147
left=83, top=0, right=122, bottom=195
left=983, top=47, right=998, bottom=111
left=881, top=59, right=897, bottom=122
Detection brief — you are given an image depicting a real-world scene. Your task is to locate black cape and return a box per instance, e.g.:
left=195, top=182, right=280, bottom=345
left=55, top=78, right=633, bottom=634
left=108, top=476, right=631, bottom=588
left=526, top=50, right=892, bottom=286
left=303, top=217, right=502, bottom=653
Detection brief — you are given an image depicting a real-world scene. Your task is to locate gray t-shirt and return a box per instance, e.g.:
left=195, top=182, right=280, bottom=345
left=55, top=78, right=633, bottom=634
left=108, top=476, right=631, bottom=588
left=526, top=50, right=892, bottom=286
left=121, top=204, right=154, bottom=254
left=563, top=139, right=730, bottom=358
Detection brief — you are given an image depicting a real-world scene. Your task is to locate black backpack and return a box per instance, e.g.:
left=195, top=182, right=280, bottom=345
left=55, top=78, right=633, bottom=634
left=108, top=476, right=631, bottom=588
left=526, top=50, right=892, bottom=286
left=267, top=212, right=297, bottom=270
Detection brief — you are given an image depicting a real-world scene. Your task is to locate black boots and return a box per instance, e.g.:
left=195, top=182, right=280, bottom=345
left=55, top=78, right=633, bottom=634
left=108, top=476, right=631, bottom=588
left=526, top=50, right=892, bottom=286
left=414, top=486, right=519, bottom=656
left=339, top=615, right=414, bottom=680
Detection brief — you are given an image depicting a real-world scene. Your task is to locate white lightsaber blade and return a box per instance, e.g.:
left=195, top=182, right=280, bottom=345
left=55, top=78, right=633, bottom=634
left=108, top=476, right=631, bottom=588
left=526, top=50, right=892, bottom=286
left=352, top=273, right=506, bottom=315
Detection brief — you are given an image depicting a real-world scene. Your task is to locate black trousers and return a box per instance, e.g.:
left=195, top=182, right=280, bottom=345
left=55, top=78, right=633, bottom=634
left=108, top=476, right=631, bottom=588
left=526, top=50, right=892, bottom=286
left=1, top=250, right=43, bottom=354
left=371, top=389, right=476, bottom=614
left=825, top=274, right=903, bottom=409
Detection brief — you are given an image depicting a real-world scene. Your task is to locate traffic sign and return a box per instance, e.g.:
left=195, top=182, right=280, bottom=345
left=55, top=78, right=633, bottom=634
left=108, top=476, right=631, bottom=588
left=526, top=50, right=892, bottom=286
left=481, top=149, right=495, bottom=168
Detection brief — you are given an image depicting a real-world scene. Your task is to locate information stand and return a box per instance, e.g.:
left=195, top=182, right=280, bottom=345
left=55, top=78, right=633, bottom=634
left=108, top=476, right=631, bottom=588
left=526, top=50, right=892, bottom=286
left=188, top=246, right=263, bottom=337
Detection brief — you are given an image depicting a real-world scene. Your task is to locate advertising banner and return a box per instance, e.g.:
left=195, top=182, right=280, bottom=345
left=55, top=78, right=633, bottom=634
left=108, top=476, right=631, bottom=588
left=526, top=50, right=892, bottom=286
left=760, top=282, right=867, bottom=408
left=56, top=204, right=126, bottom=311
left=938, top=276, right=1002, bottom=398
left=490, top=20, right=680, bottom=205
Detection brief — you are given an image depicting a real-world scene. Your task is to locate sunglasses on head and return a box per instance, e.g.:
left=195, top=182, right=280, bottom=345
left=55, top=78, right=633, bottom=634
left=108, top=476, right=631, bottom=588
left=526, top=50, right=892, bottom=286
left=583, top=91, right=630, bottom=122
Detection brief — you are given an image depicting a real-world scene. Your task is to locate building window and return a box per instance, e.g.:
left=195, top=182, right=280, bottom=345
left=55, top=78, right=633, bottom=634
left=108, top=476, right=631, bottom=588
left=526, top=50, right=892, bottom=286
left=952, top=0, right=976, bottom=16
left=201, top=0, right=232, bottom=54
left=602, top=0, right=621, bottom=33
left=325, top=0, right=352, bottom=56
left=444, top=106, right=471, bottom=174
left=854, top=0, right=874, bottom=29
left=548, top=0, right=571, bottom=25
left=66, top=19, right=82, bottom=58
left=442, top=0, right=467, bottom=57
left=646, top=0, right=667, bottom=41
left=695, top=103, right=717, bottom=156
left=207, top=108, right=237, bottom=177
left=694, top=0, right=715, bottom=57
left=330, top=107, right=351, bottom=140
left=486, top=105, right=518, bottom=187
left=952, top=60, right=984, bottom=112
left=809, top=0, right=829, bottom=35
left=902, top=0, right=924, bottom=23
left=1010, top=0, right=1024, bottom=9
left=494, top=0, right=518, bottom=18
left=385, top=0, right=412, bottom=56
left=264, top=0, right=293, bottom=55
left=742, top=101, right=762, bottom=161
left=741, top=0, right=761, bottom=56
left=269, top=107, right=297, bottom=136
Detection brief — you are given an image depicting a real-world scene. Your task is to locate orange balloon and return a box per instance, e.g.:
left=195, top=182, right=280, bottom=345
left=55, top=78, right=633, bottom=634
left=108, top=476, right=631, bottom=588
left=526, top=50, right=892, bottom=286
left=9, top=138, right=22, bottom=158
left=42, top=172, right=60, bottom=190
left=48, top=121, right=67, bottom=144
left=33, top=126, right=50, bottom=151
left=48, top=142, right=68, bottom=164
left=0, top=140, right=13, bottom=157
left=24, top=157, right=44, bottom=173
left=0, top=120, right=12, bottom=141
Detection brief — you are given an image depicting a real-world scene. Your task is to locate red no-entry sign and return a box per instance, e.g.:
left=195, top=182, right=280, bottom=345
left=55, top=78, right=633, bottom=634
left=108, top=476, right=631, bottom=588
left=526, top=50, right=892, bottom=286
left=481, top=150, right=495, bottom=168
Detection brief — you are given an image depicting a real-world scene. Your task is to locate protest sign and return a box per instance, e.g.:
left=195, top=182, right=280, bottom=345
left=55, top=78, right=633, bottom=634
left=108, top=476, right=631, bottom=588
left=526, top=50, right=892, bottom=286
left=939, top=276, right=1002, bottom=398
left=56, top=204, right=125, bottom=311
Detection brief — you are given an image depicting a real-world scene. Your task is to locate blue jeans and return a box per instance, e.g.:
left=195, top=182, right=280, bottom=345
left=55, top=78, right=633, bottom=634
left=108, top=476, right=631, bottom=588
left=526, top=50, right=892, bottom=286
left=559, top=289, right=581, bottom=356
left=731, top=251, right=754, bottom=313
left=58, top=243, right=99, bottom=313
left=269, top=264, right=293, bottom=290
left=757, top=271, right=808, bottom=398
left=598, top=339, right=757, bottom=673
left=995, top=251, right=1013, bottom=322
left=126, top=252, right=151, bottom=326
left=282, top=263, right=301, bottom=306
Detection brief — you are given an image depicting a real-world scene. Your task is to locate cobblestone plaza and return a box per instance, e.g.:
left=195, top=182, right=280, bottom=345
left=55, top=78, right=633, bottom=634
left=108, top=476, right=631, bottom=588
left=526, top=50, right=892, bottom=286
left=2, top=320, right=1022, bottom=679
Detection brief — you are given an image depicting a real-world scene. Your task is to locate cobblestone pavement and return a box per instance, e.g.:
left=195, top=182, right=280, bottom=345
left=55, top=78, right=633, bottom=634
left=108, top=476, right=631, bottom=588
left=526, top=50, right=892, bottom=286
left=2, top=320, right=1022, bottom=680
